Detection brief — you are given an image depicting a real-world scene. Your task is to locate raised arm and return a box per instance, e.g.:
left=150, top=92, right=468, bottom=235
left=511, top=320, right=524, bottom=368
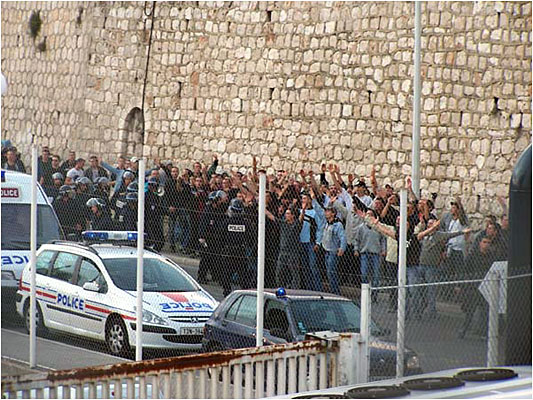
left=356, top=209, right=396, bottom=239
left=417, top=220, right=441, bottom=241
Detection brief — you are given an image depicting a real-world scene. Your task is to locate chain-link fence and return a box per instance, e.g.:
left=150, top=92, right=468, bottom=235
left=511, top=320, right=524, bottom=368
left=367, top=268, right=531, bottom=381
left=2, top=144, right=530, bottom=386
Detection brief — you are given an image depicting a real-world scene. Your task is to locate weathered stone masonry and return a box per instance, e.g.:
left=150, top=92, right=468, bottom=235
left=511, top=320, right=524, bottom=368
left=1, top=1, right=531, bottom=224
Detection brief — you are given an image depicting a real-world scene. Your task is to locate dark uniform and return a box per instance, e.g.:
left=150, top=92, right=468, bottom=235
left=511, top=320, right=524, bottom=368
left=52, top=194, right=85, bottom=239
left=123, top=201, right=138, bottom=231
left=197, top=201, right=226, bottom=284
left=145, top=186, right=165, bottom=251
left=221, top=202, right=251, bottom=297
left=89, top=209, right=114, bottom=230
left=44, top=186, right=59, bottom=204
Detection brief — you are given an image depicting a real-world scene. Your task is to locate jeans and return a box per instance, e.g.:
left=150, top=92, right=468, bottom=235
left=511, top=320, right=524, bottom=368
left=419, top=265, right=438, bottom=315
left=173, top=209, right=191, bottom=250
left=360, top=253, right=381, bottom=288
left=167, top=214, right=177, bottom=246
left=445, top=249, right=464, bottom=281
left=407, top=266, right=424, bottom=317
left=300, top=242, right=322, bottom=292
left=276, top=252, right=300, bottom=289
left=324, top=251, right=340, bottom=295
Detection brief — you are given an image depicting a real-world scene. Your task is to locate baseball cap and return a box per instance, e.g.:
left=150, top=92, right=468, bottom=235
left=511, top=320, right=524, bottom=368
left=130, top=157, right=139, bottom=163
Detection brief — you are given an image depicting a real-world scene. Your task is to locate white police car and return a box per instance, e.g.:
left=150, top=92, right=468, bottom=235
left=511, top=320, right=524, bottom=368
left=16, top=231, right=218, bottom=356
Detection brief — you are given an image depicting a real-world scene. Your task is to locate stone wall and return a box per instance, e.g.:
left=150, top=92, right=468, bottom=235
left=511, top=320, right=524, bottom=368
left=1, top=1, right=531, bottom=224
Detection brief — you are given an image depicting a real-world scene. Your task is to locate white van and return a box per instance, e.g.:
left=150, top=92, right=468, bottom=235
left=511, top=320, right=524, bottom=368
left=1, top=169, right=63, bottom=312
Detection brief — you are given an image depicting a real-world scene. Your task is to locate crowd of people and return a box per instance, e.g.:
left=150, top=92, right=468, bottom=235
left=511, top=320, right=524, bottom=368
left=2, top=143, right=509, bottom=333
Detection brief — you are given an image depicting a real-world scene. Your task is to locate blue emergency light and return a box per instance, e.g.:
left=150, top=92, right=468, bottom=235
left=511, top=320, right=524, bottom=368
left=276, top=287, right=287, bottom=298
left=1, top=170, right=5, bottom=182
left=82, top=231, right=141, bottom=242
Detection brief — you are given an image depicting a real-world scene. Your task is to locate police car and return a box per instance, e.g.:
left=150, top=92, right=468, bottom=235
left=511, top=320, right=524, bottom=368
left=16, top=231, right=218, bottom=356
left=1, top=169, right=62, bottom=312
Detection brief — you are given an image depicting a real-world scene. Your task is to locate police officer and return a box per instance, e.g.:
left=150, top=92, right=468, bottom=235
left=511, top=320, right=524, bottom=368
left=123, top=192, right=138, bottom=230
left=111, top=170, right=135, bottom=211
left=113, top=181, right=136, bottom=229
left=52, top=185, right=84, bottom=239
left=198, top=190, right=228, bottom=284
left=221, top=198, right=251, bottom=297
left=145, top=177, right=165, bottom=251
left=93, top=177, right=111, bottom=208
left=44, top=172, right=64, bottom=203
left=74, top=176, right=94, bottom=225
left=86, top=198, right=114, bottom=230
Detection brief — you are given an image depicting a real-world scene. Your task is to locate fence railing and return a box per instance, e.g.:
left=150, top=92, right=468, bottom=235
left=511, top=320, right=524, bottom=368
left=2, top=333, right=366, bottom=399
left=366, top=268, right=531, bottom=379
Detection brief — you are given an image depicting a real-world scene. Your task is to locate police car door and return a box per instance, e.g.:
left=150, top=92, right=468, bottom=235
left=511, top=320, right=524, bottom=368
left=45, top=252, right=81, bottom=331
left=71, top=257, right=108, bottom=336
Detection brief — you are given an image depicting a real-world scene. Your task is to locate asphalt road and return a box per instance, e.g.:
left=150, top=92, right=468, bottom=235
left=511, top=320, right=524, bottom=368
left=1, top=250, right=495, bottom=377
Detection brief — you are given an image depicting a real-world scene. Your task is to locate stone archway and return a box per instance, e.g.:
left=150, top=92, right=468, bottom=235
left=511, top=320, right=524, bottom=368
left=121, top=107, right=144, bottom=157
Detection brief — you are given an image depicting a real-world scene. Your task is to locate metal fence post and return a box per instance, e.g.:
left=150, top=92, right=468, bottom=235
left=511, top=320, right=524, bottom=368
left=29, top=141, right=38, bottom=368
left=256, top=173, right=266, bottom=347
left=136, top=159, right=146, bottom=361
left=359, top=284, right=371, bottom=383
left=487, top=270, right=500, bottom=367
left=396, top=189, right=408, bottom=378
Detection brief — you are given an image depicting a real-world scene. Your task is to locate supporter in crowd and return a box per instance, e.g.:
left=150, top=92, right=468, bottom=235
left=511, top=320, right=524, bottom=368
left=458, top=236, right=495, bottom=338
left=9, top=146, right=509, bottom=303
left=60, top=151, right=77, bottom=176
left=67, top=158, right=86, bottom=183
left=84, top=155, right=109, bottom=183
left=2, top=147, right=26, bottom=172
left=417, top=219, right=471, bottom=319
left=441, top=198, right=470, bottom=282
left=37, top=146, right=53, bottom=187
left=318, top=205, right=347, bottom=295
left=353, top=209, right=387, bottom=300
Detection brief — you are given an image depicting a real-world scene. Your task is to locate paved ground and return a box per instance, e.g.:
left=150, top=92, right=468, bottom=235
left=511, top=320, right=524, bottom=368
left=1, top=249, right=498, bottom=378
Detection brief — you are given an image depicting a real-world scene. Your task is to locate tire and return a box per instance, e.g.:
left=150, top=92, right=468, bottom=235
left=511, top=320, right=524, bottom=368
left=105, top=316, right=131, bottom=357
left=24, top=301, right=48, bottom=337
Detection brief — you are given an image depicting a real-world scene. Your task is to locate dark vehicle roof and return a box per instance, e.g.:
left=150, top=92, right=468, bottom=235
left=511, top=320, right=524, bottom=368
left=235, top=289, right=351, bottom=301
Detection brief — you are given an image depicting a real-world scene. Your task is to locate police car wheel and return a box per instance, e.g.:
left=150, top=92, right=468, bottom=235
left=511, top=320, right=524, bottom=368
left=24, top=301, right=48, bottom=337
left=105, top=316, right=130, bottom=357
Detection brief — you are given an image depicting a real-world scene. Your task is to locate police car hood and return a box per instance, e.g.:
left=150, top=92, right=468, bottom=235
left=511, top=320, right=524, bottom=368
left=126, top=290, right=218, bottom=315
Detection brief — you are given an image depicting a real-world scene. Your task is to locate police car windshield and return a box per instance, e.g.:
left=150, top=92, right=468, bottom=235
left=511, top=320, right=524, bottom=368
left=290, top=299, right=382, bottom=336
left=1, top=204, right=61, bottom=250
left=103, top=257, right=198, bottom=292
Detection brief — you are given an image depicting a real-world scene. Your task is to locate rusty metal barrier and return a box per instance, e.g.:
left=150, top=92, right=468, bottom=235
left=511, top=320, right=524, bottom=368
left=2, top=334, right=365, bottom=399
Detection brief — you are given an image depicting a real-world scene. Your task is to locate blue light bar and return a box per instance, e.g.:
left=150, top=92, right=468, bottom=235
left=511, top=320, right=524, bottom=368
left=82, top=231, right=140, bottom=242
left=1, top=170, right=5, bottom=182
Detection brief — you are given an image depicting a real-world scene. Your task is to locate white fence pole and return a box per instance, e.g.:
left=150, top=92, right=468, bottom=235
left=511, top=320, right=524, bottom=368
left=396, top=189, right=408, bottom=378
left=337, top=334, right=359, bottom=386
left=256, top=173, right=266, bottom=347
left=412, top=0, right=422, bottom=198
left=136, top=159, right=146, bottom=361
left=359, top=284, right=371, bottom=383
left=487, top=270, right=500, bottom=367
left=29, top=141, right=38, bottom=368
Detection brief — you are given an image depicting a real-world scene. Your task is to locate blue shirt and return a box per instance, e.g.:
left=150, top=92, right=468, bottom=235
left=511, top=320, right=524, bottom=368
left=320, top=219, right=347, bottom=253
